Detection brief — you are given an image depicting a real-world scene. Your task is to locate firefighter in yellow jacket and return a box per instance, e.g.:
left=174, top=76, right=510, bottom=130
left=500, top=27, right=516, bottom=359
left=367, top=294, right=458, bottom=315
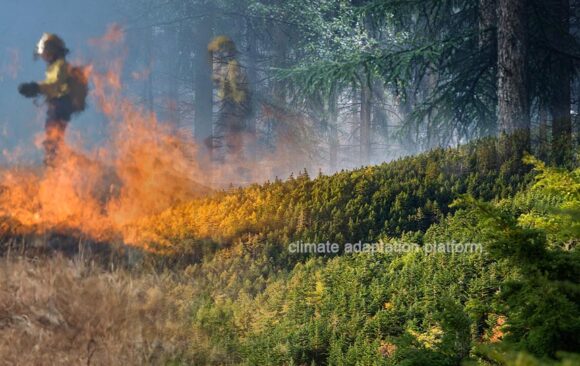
left=18, top=33, right=75, bottom=166
left=208, top=36, right=252, bottom=158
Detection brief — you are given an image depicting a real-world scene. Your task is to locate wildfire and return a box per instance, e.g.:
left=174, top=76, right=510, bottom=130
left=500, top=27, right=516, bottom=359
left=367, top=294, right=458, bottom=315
left=0, top=25, right=209, bottom=250
left=0, top=24, right=319, bottom=253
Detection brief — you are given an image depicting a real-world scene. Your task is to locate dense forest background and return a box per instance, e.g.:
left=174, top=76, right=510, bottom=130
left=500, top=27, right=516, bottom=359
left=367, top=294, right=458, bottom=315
left=113, top=0, right=580, bottom=177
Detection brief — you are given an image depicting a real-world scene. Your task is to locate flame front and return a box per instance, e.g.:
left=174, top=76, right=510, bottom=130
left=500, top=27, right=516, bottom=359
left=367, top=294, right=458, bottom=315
left=0, top=25, right=209, bottom=249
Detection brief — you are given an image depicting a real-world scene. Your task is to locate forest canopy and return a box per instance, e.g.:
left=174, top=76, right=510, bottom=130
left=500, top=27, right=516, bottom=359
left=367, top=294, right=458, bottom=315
left=117, top=0, right=580, bottom=172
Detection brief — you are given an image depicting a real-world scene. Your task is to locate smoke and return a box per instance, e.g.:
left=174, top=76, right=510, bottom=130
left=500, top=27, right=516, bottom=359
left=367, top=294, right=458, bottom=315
left=0, top=25, right=210, bottom=247
left=0, top=48, right=21, bottom=82
left=0, top=24, right=324, bottom=250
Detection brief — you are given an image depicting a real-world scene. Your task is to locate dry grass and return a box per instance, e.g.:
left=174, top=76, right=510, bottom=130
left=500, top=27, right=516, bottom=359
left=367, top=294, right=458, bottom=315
left=0, top=254, right=192, bottom=365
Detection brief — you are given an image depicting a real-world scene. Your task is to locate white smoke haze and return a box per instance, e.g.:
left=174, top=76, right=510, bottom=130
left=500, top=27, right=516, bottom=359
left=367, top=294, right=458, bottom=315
left=0, top=23, right=324, bottom=249
left=0, top=2, right=408, bottom=248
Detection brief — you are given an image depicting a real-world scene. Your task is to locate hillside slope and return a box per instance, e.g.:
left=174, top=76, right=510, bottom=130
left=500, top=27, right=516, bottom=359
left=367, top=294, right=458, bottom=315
left=139, top=137, right=533, bottom=256
left=137, top=139, right=578, bottom=365
left=1, top=138, right=577, bottom=366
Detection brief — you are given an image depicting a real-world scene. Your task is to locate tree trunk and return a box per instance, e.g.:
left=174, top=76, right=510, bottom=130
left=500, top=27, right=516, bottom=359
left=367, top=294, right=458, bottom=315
left=194, top=14, right=214, bottom=160
left=497, top=0, right=530, bottom=165
left=576, top=77, right=580, bottom=146
left=550, top=0, right=572, bottom=165
left=372, top=81, right=389, bottom=153
left=397, top=88, right=418, bottom=155
left=478, top=0, right=497, bottom=50
left=538, top=103, right=549, bottom=162
left=246, top=20, right=259, bottom=162
left=329, top=89, right=339, bottom=171
left=360, top=77, right=372, bottom=165
left=272, top=24, right=288, bottom=103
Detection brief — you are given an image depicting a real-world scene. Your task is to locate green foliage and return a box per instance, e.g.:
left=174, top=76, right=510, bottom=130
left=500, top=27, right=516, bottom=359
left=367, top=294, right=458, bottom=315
left=470, top=345, right=580, bottom=366
left=278, top=0, right=499, bottom=141
left=516, top=155, right=580, bottom=248
left=453, top=156, right=580, bottom=358
left=141, top=137, right=531, bottom=257
left=153, top=143, right=578, bottom=365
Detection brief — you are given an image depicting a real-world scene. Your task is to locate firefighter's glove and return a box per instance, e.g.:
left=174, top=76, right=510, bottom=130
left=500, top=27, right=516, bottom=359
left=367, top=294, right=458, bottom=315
left=18, top=82, right=40, bottom=98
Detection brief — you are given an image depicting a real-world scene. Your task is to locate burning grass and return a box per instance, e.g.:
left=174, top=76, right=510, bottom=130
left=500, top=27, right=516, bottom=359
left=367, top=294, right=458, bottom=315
left=0, top=25, right=211, bottom=251
left=0, top=24, right=319, bottom=253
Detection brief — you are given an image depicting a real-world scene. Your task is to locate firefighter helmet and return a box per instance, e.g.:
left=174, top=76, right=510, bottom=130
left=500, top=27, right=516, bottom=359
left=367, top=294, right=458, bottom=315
left=35, top=33, right=69, bottom=59
left=208, top=35, right=238, bottom=58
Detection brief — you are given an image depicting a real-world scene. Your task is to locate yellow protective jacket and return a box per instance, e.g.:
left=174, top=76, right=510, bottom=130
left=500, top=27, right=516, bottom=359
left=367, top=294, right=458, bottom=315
left=39, top=58, right=70, bottom=99
left=216, top=59, right=247, bottom=104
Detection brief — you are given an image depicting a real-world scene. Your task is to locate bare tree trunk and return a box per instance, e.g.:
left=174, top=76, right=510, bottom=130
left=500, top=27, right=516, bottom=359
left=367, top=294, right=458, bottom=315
left=272, top=24, right=288, bottom=103
left=538, top=103, right=549, bottom=162
left=478, top=0, right=497, bottom=49
left=397, top=88, right=418, bottom=155
left=550, top=0, right=572, bottom=165
left=497, top=0, right=530, bottom=165
left=194, top=14, right=214, bottom=161
left=360, top=77, right=372, bottom=165
left=329, top=89, right=339, bottom=171
left=423, top=67, right=438, bottom=149
left=478, top=0, right=498, bottom=138
left=372, top=81, right=388, bottom=152
left=575, top=76, right=580, bottom=146
left=246, top=20, right=259, bottom=161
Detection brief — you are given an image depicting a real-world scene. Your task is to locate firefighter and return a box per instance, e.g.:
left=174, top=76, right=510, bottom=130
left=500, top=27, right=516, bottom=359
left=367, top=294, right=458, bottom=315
left=208, top=36, right=252, bottom=159
left=18, top=33, right=76, bottom=167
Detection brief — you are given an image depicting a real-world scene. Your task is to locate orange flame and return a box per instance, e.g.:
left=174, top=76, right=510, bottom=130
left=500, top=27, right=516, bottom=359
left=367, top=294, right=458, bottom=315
left=0, top=25, right=319, bottom=251
left=0, top=25, right=208, bottom=248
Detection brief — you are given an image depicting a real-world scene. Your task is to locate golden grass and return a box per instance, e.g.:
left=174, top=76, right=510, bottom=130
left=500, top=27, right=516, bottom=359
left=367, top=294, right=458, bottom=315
left=0, top=254, right=192, bottom=365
